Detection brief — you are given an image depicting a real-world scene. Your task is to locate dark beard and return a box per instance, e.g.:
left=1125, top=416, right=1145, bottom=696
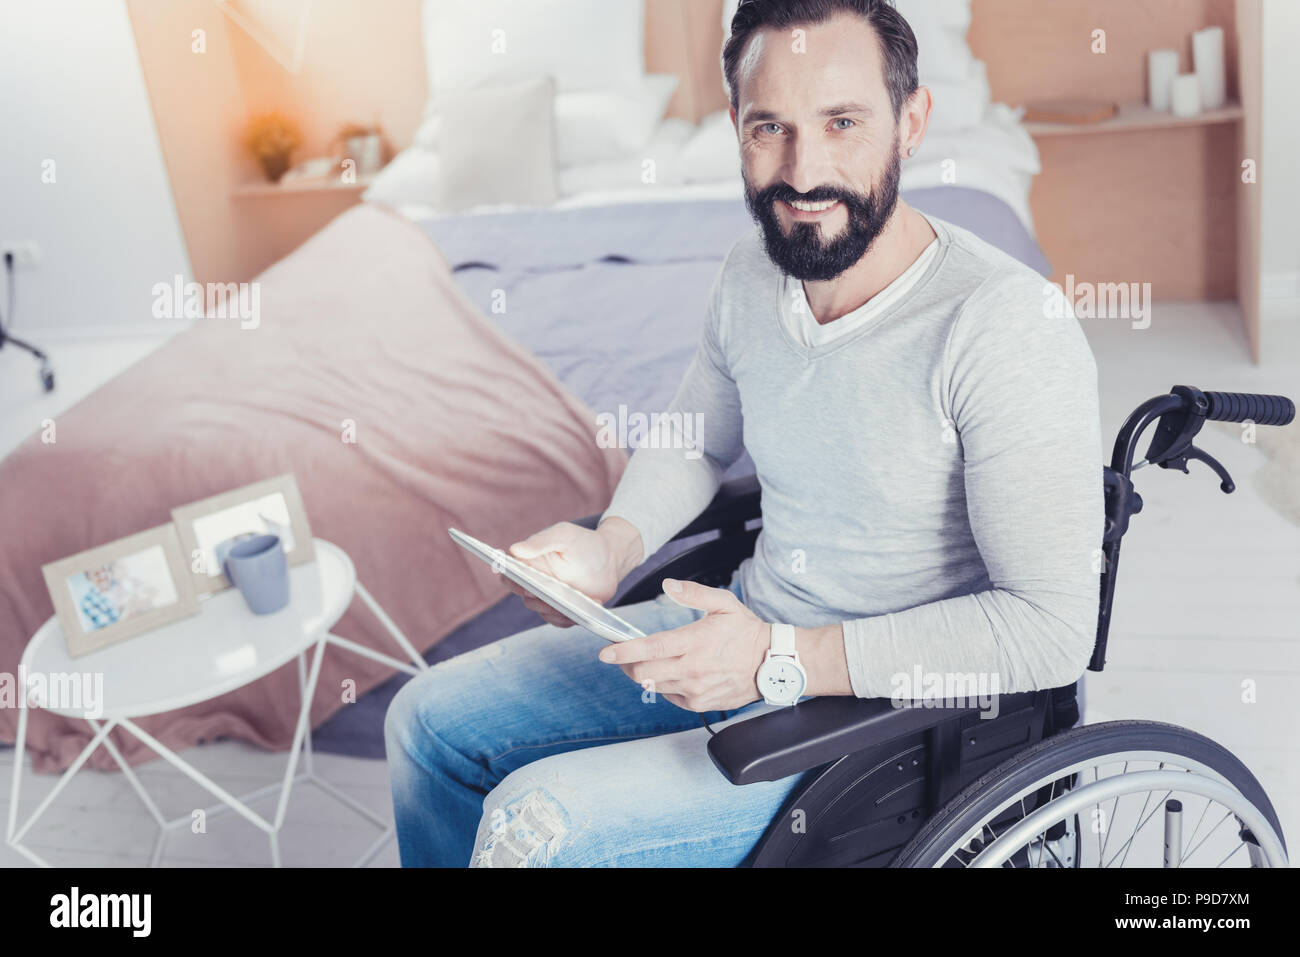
left=743, top=147, right=902, bottom=282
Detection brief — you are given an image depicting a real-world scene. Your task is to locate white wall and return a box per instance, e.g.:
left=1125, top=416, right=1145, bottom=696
left=1259, top=0, right=1300, bottom=325
left=0, top=0, right=191, bottom=336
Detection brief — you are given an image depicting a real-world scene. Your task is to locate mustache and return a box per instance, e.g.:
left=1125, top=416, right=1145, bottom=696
left=753, top=182, right=871, bottom=209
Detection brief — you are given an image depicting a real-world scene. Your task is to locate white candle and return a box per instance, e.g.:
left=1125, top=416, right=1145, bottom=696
left=1192, top=26, right=1226, bottom=110
left=1148, top=49, right=1179, bottom=111
left=1170, top=73, right=1202, bottom=118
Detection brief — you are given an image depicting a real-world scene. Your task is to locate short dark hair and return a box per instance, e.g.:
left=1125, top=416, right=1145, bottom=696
left=723, top=0, right=919, bottom=120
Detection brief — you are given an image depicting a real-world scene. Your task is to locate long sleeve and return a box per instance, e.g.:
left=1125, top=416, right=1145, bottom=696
left=841, top=273, right=1105, bottom=696
left=600, top=266, right=746, bottom=558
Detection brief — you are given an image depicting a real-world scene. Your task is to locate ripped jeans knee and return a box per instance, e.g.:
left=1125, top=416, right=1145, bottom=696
left=471, top=787, right=572, bottom=868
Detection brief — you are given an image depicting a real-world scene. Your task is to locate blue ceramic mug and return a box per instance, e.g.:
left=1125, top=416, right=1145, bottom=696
left=220, top=534, right=290, bottom=614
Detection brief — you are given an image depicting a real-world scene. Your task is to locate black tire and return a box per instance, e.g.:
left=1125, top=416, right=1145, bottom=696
left=893, top=720, right=1288, bottom=868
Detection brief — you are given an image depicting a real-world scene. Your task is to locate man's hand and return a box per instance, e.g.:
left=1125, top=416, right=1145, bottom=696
left=505, top=517, right=644, bottom=628
left=598, top=578, right=769, bottom=712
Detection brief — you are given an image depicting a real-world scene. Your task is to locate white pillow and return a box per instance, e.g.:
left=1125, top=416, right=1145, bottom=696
left=436, top=75, right=558, bottom=212
left=893, top=0, right=971, bottom=32
left=363, top=147, right=443, bottom=207
left=677, top=110, right=741, bottom=184
left=413, top=74, right=679, bottom=167
left=552, top=74, right=678, bottom=165
left=366, top=116, right=693, bottom=211
left=908, top=19, right=977, bottom=85
left=921, top=60, right=989, bottom=132
left=423, top=0, right=645, bottom=96
left=556, top=118, right=693, bottom=195
left=725, top=1, right=973, bottom=34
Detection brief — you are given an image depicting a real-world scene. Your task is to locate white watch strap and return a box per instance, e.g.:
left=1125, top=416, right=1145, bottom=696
left=769, top=622, right=797, bottom=657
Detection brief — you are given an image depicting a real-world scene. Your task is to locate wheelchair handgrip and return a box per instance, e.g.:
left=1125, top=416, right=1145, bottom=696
left=1202, top=391, right=1294, bottom=426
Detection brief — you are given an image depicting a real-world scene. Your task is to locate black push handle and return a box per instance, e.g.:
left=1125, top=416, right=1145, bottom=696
left=1202, top=391, right=1295, bottom=426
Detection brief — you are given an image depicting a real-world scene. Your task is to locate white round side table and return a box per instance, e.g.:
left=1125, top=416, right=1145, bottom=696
left=5, top=539, right=427, bottom=867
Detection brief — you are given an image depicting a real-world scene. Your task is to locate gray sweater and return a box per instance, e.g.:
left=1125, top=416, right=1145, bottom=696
left=602, top=214, right=1104, bottom=697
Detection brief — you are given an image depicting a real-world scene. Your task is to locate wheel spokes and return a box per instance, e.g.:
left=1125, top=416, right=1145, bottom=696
left=940, top=757, right=1281, bottom=869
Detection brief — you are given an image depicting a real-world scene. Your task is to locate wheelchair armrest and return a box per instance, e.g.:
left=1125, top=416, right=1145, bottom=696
left=708, top=695, right=981, bottom=785
left=572, top=473, right=761, bottom=540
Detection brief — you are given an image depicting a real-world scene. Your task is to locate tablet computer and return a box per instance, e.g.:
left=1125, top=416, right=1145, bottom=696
left=449, top=528, right=646, bottom=643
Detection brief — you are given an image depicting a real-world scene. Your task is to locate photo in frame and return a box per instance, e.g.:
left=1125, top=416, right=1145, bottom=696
left=42, top=524, right=201, bottom=659
left=171, top=473, right=315, bottom=596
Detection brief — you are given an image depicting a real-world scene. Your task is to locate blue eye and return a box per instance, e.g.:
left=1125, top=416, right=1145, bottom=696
left=832, top=117, right=854, bottom=130
left=759, top=123, right=783, bottom=136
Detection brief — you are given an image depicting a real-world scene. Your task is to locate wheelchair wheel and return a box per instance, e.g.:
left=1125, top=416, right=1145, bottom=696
left=892, top=720, right=1288, bottom=868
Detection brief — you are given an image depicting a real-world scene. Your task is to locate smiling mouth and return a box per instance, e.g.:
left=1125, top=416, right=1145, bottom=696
left=781, top=198, right=841, bottom=219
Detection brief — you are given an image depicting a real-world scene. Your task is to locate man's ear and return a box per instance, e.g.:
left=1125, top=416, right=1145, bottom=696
left=900, top=86, right=933, bottom=157
left=729, top=105, right=739, bottom=136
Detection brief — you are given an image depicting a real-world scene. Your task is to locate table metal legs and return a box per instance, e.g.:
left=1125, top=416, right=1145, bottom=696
left=5, top=580, right=429, bottom=867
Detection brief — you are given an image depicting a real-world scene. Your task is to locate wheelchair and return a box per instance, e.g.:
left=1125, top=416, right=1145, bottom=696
left=580, top=385, right=1295, bottom=867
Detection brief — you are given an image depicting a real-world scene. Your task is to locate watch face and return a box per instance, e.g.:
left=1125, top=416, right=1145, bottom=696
left=759, top=658, right=806, bottom=704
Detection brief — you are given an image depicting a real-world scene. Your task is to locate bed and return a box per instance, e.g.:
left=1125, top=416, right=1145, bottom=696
left=0, top=0, right=1054, bottom=770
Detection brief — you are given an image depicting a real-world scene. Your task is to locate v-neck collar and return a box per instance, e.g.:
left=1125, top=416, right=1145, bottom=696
left=773, top=212, right=950, bottom=360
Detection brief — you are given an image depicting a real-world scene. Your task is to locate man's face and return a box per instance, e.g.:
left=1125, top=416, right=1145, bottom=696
left=733, top=12, right=904, bottom=282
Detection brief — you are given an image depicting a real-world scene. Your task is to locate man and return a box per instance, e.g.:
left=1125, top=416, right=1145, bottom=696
left=386, top=0, right=1102, bottom=867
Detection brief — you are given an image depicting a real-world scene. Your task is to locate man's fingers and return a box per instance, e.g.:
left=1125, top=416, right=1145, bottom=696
left=534, top=607, right=576, bottom=628
left=660, top=578, right=741, bottom=614
left=504, top=578, right=568, bottom=623
left=599, top=625, right=694, bottom=664
left=619, top=657, right=690, bottom=688
left=501, top=570, right=579, bottom=627
left=508, top=524, right=569, bottom=561
left=508, top=528, right=589, bottom=584
left=517, top=591, right=575, bottom=627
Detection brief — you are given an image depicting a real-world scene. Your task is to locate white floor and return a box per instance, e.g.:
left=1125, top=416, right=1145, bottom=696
left=1, top=304, right=1297, bottom=867
left=0, top=327, right=190, bottom=461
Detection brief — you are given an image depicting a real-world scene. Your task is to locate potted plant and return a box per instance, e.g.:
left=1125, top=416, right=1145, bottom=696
left=242, top=111, right=303, bottom=183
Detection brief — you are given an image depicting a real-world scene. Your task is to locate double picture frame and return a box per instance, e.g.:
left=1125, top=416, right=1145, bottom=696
left=40, top=473, right=314, bottom=658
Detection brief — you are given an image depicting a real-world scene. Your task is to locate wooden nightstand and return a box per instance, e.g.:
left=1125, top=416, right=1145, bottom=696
left=231, top=174, right=376, bottom=198
left=227, top=173, right=380, bottom=280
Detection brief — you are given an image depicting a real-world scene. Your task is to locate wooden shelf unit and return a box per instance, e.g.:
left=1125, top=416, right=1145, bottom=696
left=1024, top=100, right=1244, bottom=138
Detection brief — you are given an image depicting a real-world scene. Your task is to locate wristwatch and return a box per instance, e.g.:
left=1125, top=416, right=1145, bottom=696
left=756, top=623, right=807, bottom=706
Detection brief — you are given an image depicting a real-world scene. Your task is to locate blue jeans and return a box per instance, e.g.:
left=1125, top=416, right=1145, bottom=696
left=384, top=573, right=812, bottom=866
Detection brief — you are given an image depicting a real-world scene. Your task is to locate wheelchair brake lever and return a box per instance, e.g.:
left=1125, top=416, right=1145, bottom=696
left=1159, top=443, right=1235, bottom=493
